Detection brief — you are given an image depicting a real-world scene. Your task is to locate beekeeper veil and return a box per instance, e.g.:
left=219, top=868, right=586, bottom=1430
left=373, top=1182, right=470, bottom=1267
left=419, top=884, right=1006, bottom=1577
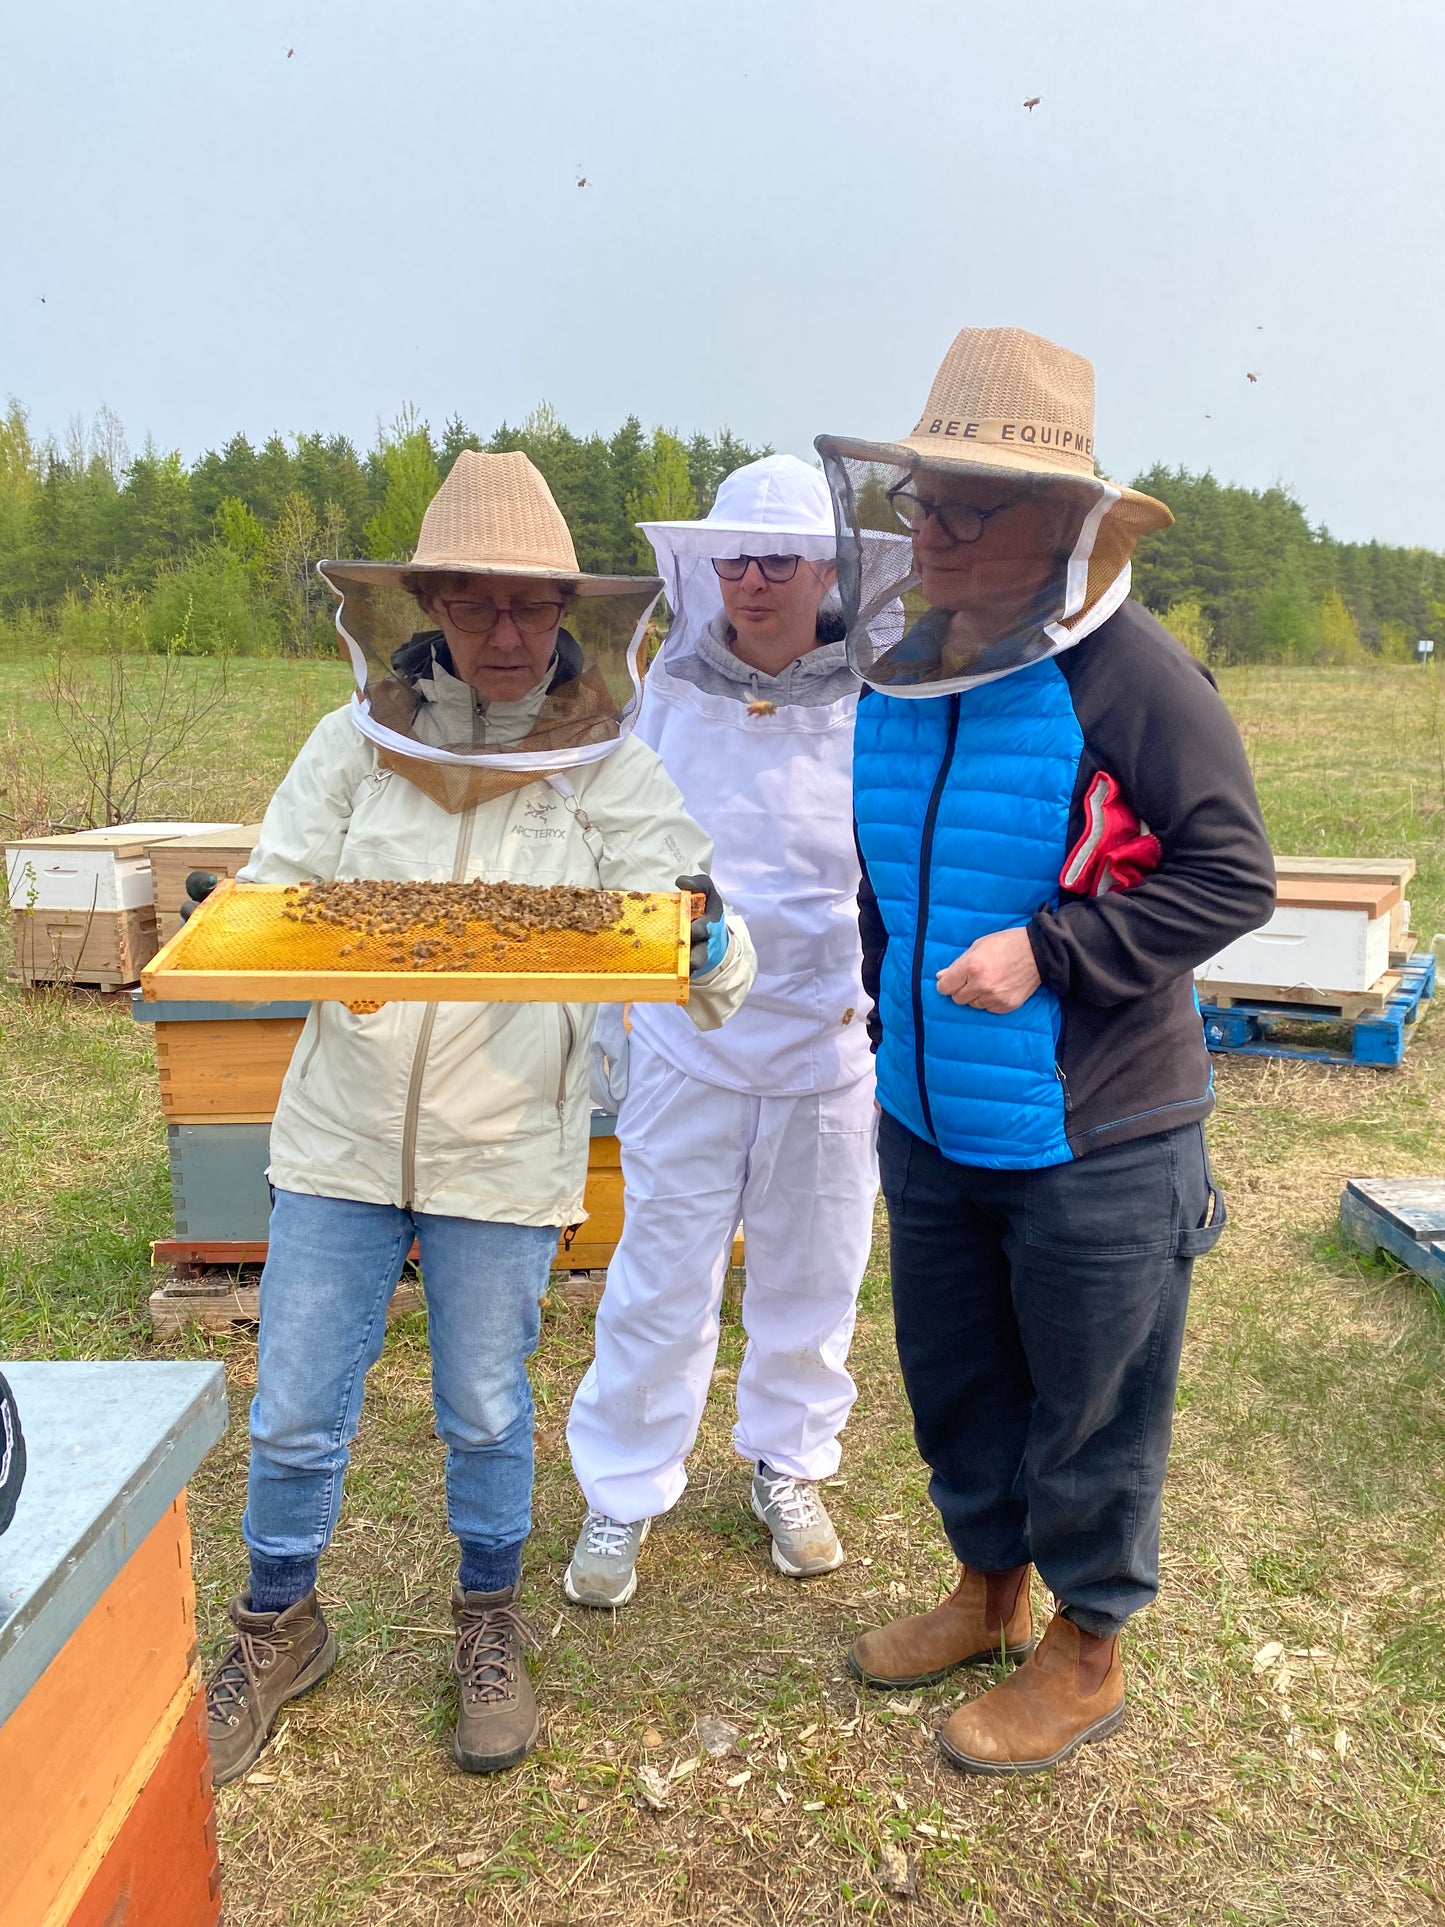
left=815, top=328, right=1174, bottom=696
left=320, top=450, right=662, bottom=812
left=638, top=453, right=909, bottom=670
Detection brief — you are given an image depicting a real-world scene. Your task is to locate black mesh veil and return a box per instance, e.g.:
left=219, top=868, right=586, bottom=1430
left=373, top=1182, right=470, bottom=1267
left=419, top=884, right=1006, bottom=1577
left=318, top=563, right=663, bottom=811
left=818, top=449, right=1123, bottom=695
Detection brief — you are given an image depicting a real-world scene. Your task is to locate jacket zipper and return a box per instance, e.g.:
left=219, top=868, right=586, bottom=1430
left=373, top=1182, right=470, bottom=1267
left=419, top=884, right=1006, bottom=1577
left=911, top=695, right=960, bottom=1145
left=557, top=1004, right=575, bottom=1120
left=399, top=805, right=478, bottom=1208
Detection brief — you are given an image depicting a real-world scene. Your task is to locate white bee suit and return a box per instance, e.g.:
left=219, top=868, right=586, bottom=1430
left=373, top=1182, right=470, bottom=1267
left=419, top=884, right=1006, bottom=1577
left=567, top=456, right=880, bottom=1523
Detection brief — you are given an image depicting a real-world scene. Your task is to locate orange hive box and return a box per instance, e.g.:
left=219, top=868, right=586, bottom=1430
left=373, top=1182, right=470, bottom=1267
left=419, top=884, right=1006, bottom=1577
left=142, top=879, right=692, bottom=1005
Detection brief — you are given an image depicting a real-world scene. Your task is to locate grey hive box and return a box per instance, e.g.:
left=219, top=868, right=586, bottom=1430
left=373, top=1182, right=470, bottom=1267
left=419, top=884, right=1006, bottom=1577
left=0, top=1362, right=227, bottom=1921
left=169, top=1121, right=273, bottom=1241
left=0, top=1360, right=227, bottom=1722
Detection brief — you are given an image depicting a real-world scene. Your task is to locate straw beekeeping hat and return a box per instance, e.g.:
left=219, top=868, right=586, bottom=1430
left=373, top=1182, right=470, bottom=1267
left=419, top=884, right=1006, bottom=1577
left=323, top=449, right=658, bottom=598
left=816, top=326, right=1172, bottom=600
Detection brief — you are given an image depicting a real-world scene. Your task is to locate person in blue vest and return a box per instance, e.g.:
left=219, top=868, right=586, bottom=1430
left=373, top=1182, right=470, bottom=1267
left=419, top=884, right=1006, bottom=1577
left=815, top=327, right=1275, bottom=1776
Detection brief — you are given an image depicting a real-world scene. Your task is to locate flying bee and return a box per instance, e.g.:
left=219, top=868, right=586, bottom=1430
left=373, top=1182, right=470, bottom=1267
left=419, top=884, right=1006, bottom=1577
left=747, top=699, right=777, bottom=718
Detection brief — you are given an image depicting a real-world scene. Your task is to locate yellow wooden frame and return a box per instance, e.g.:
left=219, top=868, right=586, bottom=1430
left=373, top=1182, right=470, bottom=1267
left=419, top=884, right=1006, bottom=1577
left=141, top=879, right=692, bottom=1005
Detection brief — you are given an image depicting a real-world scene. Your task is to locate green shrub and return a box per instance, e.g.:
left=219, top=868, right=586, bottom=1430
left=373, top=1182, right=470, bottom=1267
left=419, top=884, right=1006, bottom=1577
left=144, top=543, right=277, bottom=655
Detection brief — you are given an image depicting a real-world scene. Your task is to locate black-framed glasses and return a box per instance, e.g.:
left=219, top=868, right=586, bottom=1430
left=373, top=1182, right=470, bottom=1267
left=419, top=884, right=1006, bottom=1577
left=885, top=486, right=1013, bottom=545
left=439, top=596, right=567, bottom=637
left=711, top=554, right=802, bottom=584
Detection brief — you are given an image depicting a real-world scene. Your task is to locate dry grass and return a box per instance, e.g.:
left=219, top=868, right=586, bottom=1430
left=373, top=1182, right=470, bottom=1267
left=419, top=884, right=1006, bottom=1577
left=2, top=662, right=1444, bottom=1924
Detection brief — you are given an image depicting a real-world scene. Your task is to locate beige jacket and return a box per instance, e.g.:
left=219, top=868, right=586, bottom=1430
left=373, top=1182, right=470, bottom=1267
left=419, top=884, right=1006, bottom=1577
left=239, top=704, right=756, bottom=1225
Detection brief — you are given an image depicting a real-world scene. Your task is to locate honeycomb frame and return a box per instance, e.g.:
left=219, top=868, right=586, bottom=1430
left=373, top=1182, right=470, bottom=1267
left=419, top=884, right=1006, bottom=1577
left=141, top=880, right=692, bottom=1005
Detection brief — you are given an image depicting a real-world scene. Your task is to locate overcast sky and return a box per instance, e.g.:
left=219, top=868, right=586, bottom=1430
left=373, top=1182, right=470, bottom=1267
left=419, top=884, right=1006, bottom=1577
left=3, top=1, right=1442, bottom=547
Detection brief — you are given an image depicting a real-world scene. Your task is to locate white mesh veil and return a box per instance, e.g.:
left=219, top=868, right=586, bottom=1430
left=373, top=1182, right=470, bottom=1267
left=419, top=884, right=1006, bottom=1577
left=639, top=453, right=908, bottom=667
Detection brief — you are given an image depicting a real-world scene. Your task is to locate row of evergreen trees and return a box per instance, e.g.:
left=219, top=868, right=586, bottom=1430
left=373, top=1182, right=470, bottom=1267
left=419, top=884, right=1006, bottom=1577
left=0, top=402, right=762, bottom=656
left=1130, top=466, right=1445, bottom=665
left=1, top=398, right=1441, bottom=662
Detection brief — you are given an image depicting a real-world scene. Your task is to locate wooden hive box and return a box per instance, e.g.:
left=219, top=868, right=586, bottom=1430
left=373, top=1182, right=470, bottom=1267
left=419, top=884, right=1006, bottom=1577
left=1272, top=855, right=1416, bottom=958
left=1197, top=876, right=1401, bottom=998
left=132, top=992, right=309, bottom=1122
left=0, top=1361, right=227, bottom=1927
left=148, top=823, right=258, bottom=944
left=10, top=901, right=160, bottom=989
left=7, top=823, right=236, bottom=989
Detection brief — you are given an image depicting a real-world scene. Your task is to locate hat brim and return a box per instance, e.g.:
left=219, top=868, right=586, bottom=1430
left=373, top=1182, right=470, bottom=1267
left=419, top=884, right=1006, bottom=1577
left=320, top=559, right=662, bottom=599
left=814, top=433, right=1172, bottom=530
left=638, top=519, right=837, bottom=561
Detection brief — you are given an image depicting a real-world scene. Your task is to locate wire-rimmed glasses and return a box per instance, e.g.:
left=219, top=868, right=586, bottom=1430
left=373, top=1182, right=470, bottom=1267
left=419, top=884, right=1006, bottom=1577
left=884, top=486, right=1012, bottom=545
left=438, top=596, right=568, bottom=636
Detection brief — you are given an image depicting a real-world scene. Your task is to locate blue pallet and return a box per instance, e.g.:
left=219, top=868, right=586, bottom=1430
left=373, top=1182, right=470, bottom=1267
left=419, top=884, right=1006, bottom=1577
left=1200, top=953, right=1435, bottom=1068
left=1339, top=1178, right=1445, bottom=1308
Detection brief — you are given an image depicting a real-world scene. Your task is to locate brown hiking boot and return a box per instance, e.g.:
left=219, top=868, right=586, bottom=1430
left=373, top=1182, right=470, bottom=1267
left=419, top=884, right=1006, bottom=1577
left=451, top=1584, right=539, bottom=1773
left=848, top=1563, right=1034, bottom=1688
left=938, top=1610, right=1125, bottom=1775
left=205, top=1591, right=337, bottom=1788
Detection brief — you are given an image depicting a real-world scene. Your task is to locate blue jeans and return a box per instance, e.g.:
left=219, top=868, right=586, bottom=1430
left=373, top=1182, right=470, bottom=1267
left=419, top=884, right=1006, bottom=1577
left=878, top=1115, right=1225, bottom=1638
left=242, top=1190, right=557, bottom=1597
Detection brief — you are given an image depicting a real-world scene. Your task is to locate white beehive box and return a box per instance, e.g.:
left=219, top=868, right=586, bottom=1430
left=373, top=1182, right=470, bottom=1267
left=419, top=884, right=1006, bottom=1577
left=1198, top=878, right=1400, bottom=996
left=1273, top=855, right=1415, bottom=958
left=5, top=824, right=235, bottom=914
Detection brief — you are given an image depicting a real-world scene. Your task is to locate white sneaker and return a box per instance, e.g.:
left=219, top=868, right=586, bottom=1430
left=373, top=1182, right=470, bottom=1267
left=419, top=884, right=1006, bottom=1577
left=564, top=1511, right=651, bottom=1608
left=751, top=1464, right=845, bottom=1578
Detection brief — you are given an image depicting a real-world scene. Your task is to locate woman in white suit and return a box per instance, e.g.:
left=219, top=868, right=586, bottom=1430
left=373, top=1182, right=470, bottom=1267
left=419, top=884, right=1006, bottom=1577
left=565, top=456, right=882, bottom=1606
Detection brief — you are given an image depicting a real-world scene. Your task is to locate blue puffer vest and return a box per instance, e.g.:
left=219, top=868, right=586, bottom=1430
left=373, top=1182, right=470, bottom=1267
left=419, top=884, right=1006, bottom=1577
left=853, top=658, right=1083, bottom=1168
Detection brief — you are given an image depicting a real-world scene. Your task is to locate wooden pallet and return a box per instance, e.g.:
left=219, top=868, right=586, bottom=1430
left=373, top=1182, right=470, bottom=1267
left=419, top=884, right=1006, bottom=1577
left=1200, top=970, right=1402, bottom=1020
left=1200, top=953, right=1436, bottom=1067
left=148, top=1270, right=424, bottom=1333
left=1338, top=1177, right=1445, bottom=1308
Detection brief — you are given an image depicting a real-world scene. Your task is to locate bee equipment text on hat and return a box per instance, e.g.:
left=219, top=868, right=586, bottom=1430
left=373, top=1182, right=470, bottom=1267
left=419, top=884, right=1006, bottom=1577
left=0, top=1370, right=25, bottom=1536
left=319, top=451, right=663, bottom=812
left=815, top=327, right=1173, bottom=695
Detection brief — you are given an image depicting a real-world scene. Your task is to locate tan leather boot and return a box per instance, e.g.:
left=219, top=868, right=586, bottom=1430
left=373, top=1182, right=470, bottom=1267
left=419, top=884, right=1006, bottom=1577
left=938, top=1610, right=1125, bottom=1774
left=848, top=1564, right=1034, bottom=1689
left=451, top=1584, right=539, bottom=1773
left=206, top=1591, right=338, bottom=1788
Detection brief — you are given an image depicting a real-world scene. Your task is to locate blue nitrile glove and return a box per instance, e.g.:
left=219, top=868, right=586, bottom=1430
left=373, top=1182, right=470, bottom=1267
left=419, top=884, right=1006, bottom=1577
left=676, top=873, right=728, bottom=977
left=179, top=870, right=218, bottom=924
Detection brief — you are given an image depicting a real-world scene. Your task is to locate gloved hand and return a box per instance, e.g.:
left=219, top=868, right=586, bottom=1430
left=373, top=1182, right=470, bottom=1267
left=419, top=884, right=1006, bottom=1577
left=676, top=873, right=728, bottom=977
left=179, top=870, right=218, bottom=924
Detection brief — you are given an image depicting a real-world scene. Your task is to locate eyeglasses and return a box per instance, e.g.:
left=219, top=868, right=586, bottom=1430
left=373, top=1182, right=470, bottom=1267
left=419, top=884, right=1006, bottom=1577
left=438, top=596, right=567, bottom=636
left=711, top=555, right=802, bottom=584
left=885, top=486, right=1013, bottom=545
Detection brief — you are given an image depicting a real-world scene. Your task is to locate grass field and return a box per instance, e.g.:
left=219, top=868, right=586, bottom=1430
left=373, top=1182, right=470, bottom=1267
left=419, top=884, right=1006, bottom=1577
left=2, top=662, right=1444, bottom=1925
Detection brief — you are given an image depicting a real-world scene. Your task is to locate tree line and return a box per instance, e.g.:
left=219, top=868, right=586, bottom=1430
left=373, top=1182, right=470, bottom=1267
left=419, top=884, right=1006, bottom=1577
left=1130, top=466, right=1445, bottom=664
left=0, top=398, right=1441, bottom=664
left=0, top=401, right=763, bottom=657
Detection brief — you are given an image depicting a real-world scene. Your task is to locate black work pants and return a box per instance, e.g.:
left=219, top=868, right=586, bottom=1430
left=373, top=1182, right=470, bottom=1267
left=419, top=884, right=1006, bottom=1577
left=878, top=1112, right=1224, bottom=1638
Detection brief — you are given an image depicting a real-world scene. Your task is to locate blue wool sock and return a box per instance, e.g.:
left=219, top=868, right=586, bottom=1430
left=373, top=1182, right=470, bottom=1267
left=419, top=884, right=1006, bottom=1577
left=247, top=1553, right=319, bottom=1615
left=458, top=1537, right=525, bottom=1597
